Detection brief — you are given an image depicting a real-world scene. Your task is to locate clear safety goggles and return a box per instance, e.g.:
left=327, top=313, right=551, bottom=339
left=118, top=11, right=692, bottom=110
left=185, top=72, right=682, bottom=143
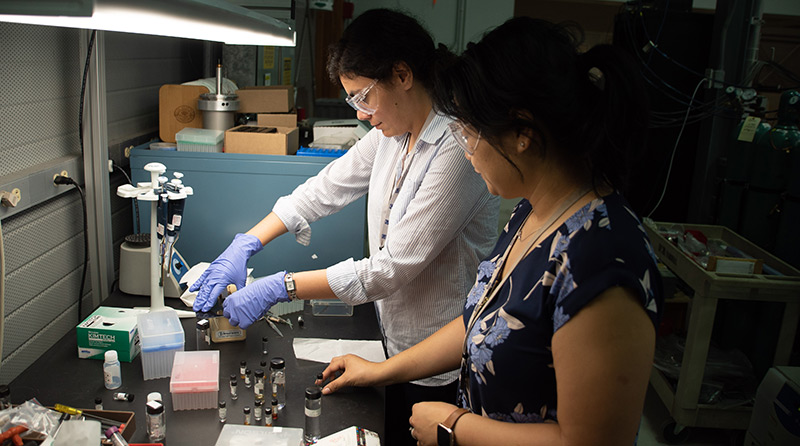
left=448, top=122, right=482, bottom=156
left=345, top=79, right=378, bottom=115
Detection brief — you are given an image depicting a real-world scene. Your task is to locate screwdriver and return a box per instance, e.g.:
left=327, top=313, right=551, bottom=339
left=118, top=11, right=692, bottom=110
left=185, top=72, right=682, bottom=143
left=54, top=404, right=123, bottom=427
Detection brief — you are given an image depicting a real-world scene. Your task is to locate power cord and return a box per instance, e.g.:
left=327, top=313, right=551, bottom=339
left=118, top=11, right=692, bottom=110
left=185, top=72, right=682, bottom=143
left=111, top=162, right=141, bottom=233
left=54, top=175, right=88, bottom=325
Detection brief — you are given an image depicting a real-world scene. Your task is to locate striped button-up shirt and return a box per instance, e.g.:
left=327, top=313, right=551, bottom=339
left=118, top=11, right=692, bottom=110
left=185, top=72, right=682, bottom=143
left=274, top=111, right=499, bottom=386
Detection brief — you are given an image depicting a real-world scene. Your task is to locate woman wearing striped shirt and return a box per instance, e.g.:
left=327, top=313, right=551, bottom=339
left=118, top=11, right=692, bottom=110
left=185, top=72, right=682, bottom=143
left=191, top=9, right=499, bottom=445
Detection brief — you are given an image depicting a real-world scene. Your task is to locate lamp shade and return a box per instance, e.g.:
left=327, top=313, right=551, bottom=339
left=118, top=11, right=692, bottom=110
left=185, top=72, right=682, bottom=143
left=0, top=0, right=295, bottom=46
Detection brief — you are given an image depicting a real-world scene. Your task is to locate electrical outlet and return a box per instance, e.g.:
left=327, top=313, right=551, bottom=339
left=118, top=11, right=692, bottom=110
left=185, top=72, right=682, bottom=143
left=1, top=188, right=22, bottom=207
left=124, top=145, right=133, bottom=158
left=53, top=170, right=70, bottom=185
left=108, top=160, right=114, bottom=173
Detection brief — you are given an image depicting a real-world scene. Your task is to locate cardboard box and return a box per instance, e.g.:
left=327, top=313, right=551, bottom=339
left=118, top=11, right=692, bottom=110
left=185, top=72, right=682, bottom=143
left=237, top=86, right=294, bottom=113
left=159, top=84, right=208, bottom=143
left=77, top=307, right=141, bottom=362
left=257, top=112, right=297, bottom=128
left=225, top=125, right=299, bottom=155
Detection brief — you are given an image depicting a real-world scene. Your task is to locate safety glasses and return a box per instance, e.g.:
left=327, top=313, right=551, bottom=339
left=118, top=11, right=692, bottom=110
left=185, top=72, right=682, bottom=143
left=448, top=122, right=482, bottom=155
left=345, top=79, right=379, bottom=115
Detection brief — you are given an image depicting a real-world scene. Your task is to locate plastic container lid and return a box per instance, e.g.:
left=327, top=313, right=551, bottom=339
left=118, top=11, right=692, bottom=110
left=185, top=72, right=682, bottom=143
left=149, top=142, right=177, bottom=151
left=146, top=401, right=164, bottom=414
left=305, top=386, right=322, bottom=399
left=137, top=308, right=185, bottom=352
left=104, top=350, right=118, bottom=362
left=170, top=351, right=220, bottom=394
left=147, top=392, right=162, bottom=403
left=175, top=127, right=224, bottom=144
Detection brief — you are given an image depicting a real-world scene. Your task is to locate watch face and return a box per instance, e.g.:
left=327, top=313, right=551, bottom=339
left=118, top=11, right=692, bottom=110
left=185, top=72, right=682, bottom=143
left=437, top=424, right=453, bottom=446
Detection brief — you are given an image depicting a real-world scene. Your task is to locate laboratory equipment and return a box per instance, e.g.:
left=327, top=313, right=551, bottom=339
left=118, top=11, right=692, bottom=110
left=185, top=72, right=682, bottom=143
left=304, top=386, right=322, bottom=443
left=270, top=357, right=286, bottom=411
left=105, top=425, right=129, bottom=446
left=113, top=392, right=134, bottom=402
left=170, top=350, right=220, bottom=410
left=261, top=336, right=269, bottom=355
left=137, top=308, right=185, bottom=380
left=198, top=63, right=239, bottom=132
left=103, top=350, right=122, bottom=390
left=196, top=318, right=210, bottom=350
left=146, top=401, right=166, bottom=442
left=254, top=400, right=263, bottom=423
left=218, top=401, right=227, bottom=423
left=229, top=374, right=238, bottom=400
left=116, top=162, right=194, bottom=317
left=254, top=369, right=265, bottom=401
left=243, top=406, right=251, bottom=425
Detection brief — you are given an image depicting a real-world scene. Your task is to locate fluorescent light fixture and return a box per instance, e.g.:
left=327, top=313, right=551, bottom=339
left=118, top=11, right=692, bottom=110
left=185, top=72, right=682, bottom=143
left=0, top=0, right=295, bottom=46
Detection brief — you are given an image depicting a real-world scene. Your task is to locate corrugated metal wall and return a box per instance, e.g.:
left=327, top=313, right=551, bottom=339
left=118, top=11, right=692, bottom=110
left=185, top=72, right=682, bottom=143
left=0, top=23, right=204, bottom=383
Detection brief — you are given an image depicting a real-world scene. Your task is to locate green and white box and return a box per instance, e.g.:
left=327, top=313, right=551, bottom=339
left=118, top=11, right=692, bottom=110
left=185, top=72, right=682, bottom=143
left=77, top=307, right=141, bottom=362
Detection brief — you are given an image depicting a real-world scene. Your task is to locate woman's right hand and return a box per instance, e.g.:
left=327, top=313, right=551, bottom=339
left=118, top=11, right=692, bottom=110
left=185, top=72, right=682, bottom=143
left=317, top=354, right=385, bottom=395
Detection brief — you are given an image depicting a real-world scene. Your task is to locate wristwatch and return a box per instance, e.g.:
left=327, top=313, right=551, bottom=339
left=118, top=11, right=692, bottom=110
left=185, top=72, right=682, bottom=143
left=284, top=272, right=298, bottom=301
left=437, top=408, right=470, bottom=446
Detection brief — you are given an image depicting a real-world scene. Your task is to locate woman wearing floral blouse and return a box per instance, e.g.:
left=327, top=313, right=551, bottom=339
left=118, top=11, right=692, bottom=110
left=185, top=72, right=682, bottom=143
left=318, top=17, right=663, bottom=446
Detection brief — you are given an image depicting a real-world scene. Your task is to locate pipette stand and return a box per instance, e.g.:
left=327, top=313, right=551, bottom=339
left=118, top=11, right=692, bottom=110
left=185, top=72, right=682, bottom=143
left=117, top=162, right=195, bottom=318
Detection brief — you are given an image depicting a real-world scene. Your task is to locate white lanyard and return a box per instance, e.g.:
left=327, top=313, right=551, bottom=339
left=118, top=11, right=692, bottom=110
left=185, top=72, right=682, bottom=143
left=379, top=134, right=414, bottom=249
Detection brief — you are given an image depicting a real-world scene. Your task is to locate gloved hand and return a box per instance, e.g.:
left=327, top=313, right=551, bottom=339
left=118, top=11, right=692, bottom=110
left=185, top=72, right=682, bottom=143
left=190, top=233, right=263, bottom=313
left=223, top=270, right=291, bottom=329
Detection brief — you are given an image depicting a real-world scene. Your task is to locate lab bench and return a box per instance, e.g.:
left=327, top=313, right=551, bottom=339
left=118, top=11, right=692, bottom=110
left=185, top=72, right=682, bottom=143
left=7, top=292, right=385, bottom=444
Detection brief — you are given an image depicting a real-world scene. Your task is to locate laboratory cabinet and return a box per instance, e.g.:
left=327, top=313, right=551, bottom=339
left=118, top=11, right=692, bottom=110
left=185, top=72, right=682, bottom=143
left=129, top=149, right=367, bottom=282
left=645, top=222, right=800, bottom=443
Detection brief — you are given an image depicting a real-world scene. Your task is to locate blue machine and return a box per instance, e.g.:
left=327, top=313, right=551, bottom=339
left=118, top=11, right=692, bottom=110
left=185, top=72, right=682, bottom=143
left=129, top=149, right=367, bottom=279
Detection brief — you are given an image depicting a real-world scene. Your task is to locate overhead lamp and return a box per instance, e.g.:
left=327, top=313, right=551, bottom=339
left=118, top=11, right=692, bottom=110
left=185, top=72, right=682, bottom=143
left=0, top=0, right=295, bottom=46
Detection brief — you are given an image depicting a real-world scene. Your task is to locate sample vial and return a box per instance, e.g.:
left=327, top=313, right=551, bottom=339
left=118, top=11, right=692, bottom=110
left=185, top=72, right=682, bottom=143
left=244, top=368, right=252, bottom=389
left=229, top=374, right=238, bottom=400
left=103, top=350, right=122, bottom=390
left=146, top=400, right=166, bottom=442
left=298, top=315, right=305, bottom=328
left=254, top=369, right=265, bottom=401
left=105, top=426, right=127, bottom=446
left=218, top=401, right=227, bottom=423
left=196, top=319, right=210, bottom=350
left=243, top=406, right=251, bottom=425
left=260, top=360, right=268, bottom=369
left=239, top=360, right=247, bottom=379
left=264, top=407, right=273, bottom=426
left=254, top=399, right=263, bottom=423
left=304, top=386, right=322, bottom=444
left=270, top=357, right=286, bottom=410
left=316, top=372, right=324, bottom=385
left=113, top=392, right=135, bottom=402
left=0, top=385, right=10, bottom=410
left=94, top=397, right=103, bottom=410
left=261, top=336, right=269, bottom=355
left=271, top=397, right=278, bottom=420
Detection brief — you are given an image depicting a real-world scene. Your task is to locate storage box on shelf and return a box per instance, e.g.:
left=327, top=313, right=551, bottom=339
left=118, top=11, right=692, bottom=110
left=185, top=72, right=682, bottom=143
left=176, top=128, right=224, bottom=153
left=170, top=350, right=219, bottom=410
left=644, top=221, right=800, bottom=437
left=137, top=308, right=185, bottom=380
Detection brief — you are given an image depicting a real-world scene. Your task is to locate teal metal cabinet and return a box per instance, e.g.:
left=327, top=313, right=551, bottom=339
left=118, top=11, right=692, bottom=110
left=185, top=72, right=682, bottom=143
left=130, top=149, right=366, bottom=279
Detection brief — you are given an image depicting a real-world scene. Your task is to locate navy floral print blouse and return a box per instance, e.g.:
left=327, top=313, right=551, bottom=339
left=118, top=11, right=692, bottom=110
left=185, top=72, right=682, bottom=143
left=459, top=192, right=662, bottom=423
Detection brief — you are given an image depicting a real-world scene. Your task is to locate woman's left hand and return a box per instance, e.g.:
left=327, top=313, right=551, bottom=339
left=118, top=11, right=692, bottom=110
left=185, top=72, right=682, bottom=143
left=409, top=401, right=459, bottom=446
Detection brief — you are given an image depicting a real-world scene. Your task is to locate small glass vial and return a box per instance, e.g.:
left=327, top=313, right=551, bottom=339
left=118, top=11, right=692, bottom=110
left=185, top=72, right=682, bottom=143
left=271, top=397, right=278, bottom=420
left=103, top=350, right=122, bottom=390
left=0, top=385, right=10, bottom=410
left=254, top=369, right=265, bottom=401
left=261, top=336, right=269, bottom=355
left=218, top=401, right=227, bottom=423
left=244, top=368, right=252, bottom=388
left=243, top=406, right=251, bottom=425
left=304, top=386, right=322, bottom=444
left=264, top=407, right=273, bottom=426
left=113, top=392, right=134, bottom=402
left=196, top=319, right=210, bottom=350
left=239, top=360, right=247, bottom=380
left=94, top=397, right=103, bottom=410
left=229, top=374, right=238, bottom=400
left=254, top=399, right=263, bottom=423
left=146, top=400, right=166, bottom=442
left=270, top=357, right=286, bottom=410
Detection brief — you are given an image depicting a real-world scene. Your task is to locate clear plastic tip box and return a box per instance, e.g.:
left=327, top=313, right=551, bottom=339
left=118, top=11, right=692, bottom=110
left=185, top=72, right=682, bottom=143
left=170, top=350, right=219, bottom=410
left=137, top=308, right=185, bottom=380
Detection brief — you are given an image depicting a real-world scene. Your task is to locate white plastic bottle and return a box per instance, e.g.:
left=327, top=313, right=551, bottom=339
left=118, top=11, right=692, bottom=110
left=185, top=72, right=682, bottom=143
left=103, top=350, right=122, bottom=390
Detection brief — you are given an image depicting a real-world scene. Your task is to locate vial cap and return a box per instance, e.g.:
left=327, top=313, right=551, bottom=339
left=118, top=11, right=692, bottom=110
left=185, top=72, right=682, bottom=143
left=197, top=319, right=209, bottom=329
left=104, top=350, right=118, bottom=362
left=254, top=369, right=264, bottom=378
left=316, top=372, right=324, bottom=381
left=240, top=360, right=247, bottom=366
left=243, top=406, right=251, bottom=413
left=219, top=401, right=226, bottom=408
left=0, top=384, right=9, bottom=397
left=245, top=368, right=251, bottom=374
left=262, top=336, right=268, bottom=342
left=272, top=397, right=278, bottom=405
left=146, top=401, right=164, bottom=414
left=230, top=373, right=237, bottom=381
left=264, top=407, right=272, bottom=414
left=305, top=386, right=322, bottom=399
left=260, top=361, right=267, bottom=368
left=147, top=392, right=162, bottom=403
left=270, top=357, right=285, bottom=369
left=95, top=397, right=102, bottom=404
left=255, top=400, right=263, bottom=407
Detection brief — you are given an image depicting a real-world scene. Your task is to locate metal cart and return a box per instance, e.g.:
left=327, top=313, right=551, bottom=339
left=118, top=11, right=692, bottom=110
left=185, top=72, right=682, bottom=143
left=645, top=222, right=800, bottom=443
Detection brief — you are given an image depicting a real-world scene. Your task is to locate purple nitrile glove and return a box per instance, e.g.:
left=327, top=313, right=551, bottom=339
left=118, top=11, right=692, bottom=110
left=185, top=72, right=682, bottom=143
left=223, top=270, right=291, bottom=329
left=190, top=233, right=264, bottom=313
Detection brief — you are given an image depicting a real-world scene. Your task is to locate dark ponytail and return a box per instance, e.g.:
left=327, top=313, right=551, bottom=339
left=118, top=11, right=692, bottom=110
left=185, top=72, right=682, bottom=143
left=434, top=17, right=649, bottom=194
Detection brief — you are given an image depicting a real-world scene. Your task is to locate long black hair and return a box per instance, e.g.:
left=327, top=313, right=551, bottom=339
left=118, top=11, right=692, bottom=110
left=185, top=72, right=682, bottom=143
left=327, top=8, right=454, bottom=94
left=434, top=17, right=649, bottom=194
